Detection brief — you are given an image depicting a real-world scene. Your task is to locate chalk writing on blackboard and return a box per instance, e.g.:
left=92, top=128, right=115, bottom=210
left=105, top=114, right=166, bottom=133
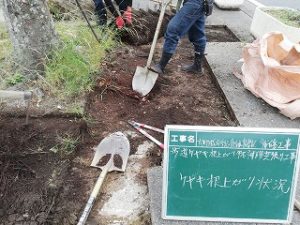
left=179, top=173, right=291, bottom=194
left=164, top=126, right=300, bottom=223
left=170, top=147, right=296, bottom=163
left=170, top=135, right=293, bottom=150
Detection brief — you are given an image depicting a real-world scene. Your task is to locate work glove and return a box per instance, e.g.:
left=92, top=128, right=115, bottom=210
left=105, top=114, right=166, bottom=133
left=115, top=16, right=125, bottom=29
left=123, top=6, right=132, bottom=25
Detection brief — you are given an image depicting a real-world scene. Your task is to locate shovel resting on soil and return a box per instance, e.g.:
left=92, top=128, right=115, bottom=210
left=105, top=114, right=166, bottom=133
left=132, top=0, right=172, bottom=97
left=77, top=132, right=130, bottom=225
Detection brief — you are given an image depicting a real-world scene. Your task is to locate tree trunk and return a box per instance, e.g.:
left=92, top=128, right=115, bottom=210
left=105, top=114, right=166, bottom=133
left=2, top=0, right=58, bottom=78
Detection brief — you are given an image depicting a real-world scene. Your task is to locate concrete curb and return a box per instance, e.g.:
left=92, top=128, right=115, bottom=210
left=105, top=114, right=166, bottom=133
left=250, top=7, right=300, bottom=44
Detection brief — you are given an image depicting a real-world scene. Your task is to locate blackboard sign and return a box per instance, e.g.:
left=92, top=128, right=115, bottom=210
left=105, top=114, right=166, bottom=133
left=162, top=125, right=300, bottom=223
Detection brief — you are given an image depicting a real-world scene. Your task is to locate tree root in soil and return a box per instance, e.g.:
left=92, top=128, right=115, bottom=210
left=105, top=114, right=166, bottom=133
left=121, top=10, right=172, bottom=46
left=98, top=77, right=141, bottom=100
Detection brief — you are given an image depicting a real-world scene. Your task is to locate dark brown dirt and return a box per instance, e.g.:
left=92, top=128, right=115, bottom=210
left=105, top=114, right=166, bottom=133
left=0, top=117, right=90, bottom=225
left=121, top=10, right=239, bottom=46
left=0, top=17, right=238, bottom=225
left=121, top=10, right=172, bottom=46
left=113, top=154, right=123, bottom=169
left=206, top=25, right=239, bottom=42
left=87, top=36, right=237, bottom=134
left=97, top=154, right=112, bottom=167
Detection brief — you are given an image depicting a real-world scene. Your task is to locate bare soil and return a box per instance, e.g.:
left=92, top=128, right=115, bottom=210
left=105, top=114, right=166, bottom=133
left=0, top=117, right=88, bottom=225
left=0, top=23, right=237, bottom=225
left=121, top=11, right=239, bottom=45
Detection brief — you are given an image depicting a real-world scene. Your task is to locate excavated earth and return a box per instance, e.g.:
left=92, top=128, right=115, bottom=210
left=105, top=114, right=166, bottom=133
left=0, top=17, right=239, bottom=225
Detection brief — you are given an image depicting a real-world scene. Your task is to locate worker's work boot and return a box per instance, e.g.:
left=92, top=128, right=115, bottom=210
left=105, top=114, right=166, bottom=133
left=181, top=53, right=204, bottom=74
left=150, top=52, right=173, bottom=74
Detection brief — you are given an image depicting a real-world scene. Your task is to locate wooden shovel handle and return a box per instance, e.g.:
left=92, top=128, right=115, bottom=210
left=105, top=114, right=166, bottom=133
left=146, top=0, right=172, bottom=68
left=77, top=167, right=109, bottom=225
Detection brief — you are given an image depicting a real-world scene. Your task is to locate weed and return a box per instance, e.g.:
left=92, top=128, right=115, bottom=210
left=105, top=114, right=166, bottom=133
left=4, top=72, right=25, bottom=86
left=50, top=134, right=79, bottom=156
left=65, top=102, right=85, bottom=117
left=0, top=24, right=9, bottom=41
left=0, top=24, right=13, bottom=87
left=265, top=9, right=300, bottom=28
left=44, top=20, right=117, bottom=98
left=48, top=1, right=66, bottom=21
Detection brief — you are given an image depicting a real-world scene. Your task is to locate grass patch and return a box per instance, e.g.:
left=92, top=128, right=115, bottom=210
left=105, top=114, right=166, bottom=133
left=0, top=24, right=14, bottom=88
left=50, top=134, right=79, bottom=156
left=44, top=20, right=117, bottom=98
left=265, top=9, right=300, bottom=28
left=0, top=19, right=117, bottom=101
left=65, top=102, right=85, bottom=117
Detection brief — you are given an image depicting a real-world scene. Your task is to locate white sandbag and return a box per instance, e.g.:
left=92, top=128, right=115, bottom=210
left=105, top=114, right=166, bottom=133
left=214, top=0, right=244, bottom=9
left=239, top=32, right=300, bottom=119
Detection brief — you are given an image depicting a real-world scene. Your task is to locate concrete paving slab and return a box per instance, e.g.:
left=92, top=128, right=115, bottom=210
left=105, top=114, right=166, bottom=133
left=240, top=0, right=257, bottom=17
left=205, top=42, right=300, bottom=128
left=148, top=167, right=300, bottom=225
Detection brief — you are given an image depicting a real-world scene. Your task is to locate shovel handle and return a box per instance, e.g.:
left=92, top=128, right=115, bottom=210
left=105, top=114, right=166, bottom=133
left=146, top=0, right=172, bottom=68
left=77, top=167, right=109, bottom=225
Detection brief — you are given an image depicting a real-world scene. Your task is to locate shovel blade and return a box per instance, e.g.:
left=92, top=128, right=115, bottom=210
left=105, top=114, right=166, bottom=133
left=91, top=132, right=130, bottom=172
left=132, top=66, right=159, bottom=96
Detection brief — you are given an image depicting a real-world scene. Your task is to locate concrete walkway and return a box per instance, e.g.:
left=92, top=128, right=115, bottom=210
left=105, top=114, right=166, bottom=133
left=206, top=4, right=300, bottom=128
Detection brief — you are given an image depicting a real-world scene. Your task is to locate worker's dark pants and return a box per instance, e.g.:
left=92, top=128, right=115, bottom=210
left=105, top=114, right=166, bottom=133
left=163, top=0, right=206, bottom=55
left=94, top=0, right=132, bottom=24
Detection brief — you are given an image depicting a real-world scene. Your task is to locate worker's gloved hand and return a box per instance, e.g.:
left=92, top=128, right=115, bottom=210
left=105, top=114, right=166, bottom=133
left=115, top=16, right=125, bottom=29
left=123, top=6, right=132, bottom=25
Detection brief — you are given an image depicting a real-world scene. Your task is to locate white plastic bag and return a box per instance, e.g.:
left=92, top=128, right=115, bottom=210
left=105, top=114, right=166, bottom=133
left=240, top=32, right=300, bottom=119
left=214, top=0, right=244, bottom=9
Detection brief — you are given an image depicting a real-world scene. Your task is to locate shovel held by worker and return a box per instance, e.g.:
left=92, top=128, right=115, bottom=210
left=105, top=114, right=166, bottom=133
left=77, top=132, right=130, bottom=225
left=132, top=0, right=172, bottom=96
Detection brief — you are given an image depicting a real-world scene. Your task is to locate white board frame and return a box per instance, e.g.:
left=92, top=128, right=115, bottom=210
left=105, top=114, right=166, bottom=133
left=162, top=125, right=300, bottom=224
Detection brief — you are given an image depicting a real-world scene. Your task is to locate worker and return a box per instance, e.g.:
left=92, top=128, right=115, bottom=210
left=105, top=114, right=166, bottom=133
left=94, top=0, right=132, bottom=28
left=151, top=0, right=213, bottom=75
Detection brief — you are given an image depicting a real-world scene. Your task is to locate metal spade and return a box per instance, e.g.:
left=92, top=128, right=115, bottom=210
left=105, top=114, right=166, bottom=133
left=77, top=132, right=130, bottom=225
left=132, top=0, right=172, bottom=97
